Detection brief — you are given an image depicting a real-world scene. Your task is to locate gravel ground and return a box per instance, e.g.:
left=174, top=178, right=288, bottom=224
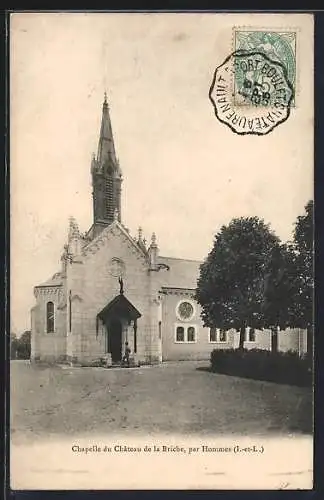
left=10, top=360, right=312, bottom=443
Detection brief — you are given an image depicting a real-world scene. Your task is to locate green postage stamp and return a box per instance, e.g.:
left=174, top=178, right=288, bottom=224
left=233, top=29, right=297, bottom=106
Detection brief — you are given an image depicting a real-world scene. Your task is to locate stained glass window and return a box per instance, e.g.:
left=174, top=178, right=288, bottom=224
left=46, top=301, right=55, bottom=333
left=177, top=301, right=194, bottom=321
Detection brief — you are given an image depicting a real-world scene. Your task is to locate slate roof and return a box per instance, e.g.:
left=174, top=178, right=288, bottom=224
left=36, top=272, right=63, bottom=288
left=98, top=294, right=141, bottom=321
left=158, top=256, right=202, bottom=290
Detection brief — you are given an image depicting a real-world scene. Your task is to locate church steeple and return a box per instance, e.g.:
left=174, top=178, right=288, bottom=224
left=97, top=92, right=118, bottom=166
left=91, top=95, right=122, bottom=236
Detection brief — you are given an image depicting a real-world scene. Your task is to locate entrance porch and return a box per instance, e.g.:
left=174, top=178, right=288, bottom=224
left=97, top=293, right=141, bottom=365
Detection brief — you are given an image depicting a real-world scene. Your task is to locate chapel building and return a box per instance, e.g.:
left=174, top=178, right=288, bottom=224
left=31, top=96, right=307, bottom=365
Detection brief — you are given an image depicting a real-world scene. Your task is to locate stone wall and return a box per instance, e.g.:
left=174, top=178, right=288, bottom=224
left=66, top=225, right=162, bottom=364
left=232, top=328, right=307, bottom=354
left=161, top=292, right=218, bottom=361
left=232, top=329, right=271, bottom=350
left=161, top=292, right=308, bottom=361
left=31, top=286, right=67, bottom=363
left=278, top=328, right=307, bottom=354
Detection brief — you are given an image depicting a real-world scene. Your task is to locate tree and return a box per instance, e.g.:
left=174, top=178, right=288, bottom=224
left=261, top=243, right=300, bottom=352
left=10, top=333, right=19, bottom=360
left=17, top=330, right=31, bottom=359
left=196, top=216, right=280, bottom=349
left=11, top=330, right=31, bottom=360
left=289, top=200, right=314, bottom=356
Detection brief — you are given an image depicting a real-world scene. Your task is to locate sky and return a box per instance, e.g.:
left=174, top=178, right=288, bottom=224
left=10, top=13, right=313, bottom=333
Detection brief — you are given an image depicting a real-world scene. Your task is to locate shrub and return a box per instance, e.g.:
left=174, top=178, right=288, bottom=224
left=210, top=348, right=312, bottom=387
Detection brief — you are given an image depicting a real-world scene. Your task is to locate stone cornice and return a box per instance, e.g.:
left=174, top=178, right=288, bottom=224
left=161, top=287, right=196, bottom=298
left=34, top=286, right=63, bottom=298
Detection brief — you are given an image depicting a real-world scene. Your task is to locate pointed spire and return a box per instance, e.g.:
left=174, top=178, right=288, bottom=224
left=68, top=216, right=80, bottom=240
left=151, top=232, right=157, bottom=247
left=148, top=232, right=159, bottom=269
left=68, top=217, right=82, bottom=256
left=97, top=92, right=117, bottom=166
left=91, top=152, right=97, bottom=174
left=137, top=226, right=147, bottom=252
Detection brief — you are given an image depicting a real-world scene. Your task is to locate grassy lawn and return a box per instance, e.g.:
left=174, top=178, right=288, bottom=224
left=10, top=360, right=312, bottom=443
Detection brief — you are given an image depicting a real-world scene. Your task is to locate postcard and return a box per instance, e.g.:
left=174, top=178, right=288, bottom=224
left=10, top=12, right=314, bottom=490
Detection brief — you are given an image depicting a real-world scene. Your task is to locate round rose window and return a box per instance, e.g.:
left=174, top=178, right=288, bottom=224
left=110, top=258, right=125, bottom=278
left=177, top=301, right=194, bottom=321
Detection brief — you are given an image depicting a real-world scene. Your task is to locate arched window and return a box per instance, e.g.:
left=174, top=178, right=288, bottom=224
left=176, top=326, right=185, bottom=342
left=46, top=301, right=55, bottom=333
left=209, top=328, right=227, bottom=343
left=187, top=326, right=196, bottom=342
left=219, top=329, right=227, bottom=342
left=175, top=325, right=197, bottom=343
left=249, top=327, right=256, bottom=342
left=245, top=327, right=256, bottom=342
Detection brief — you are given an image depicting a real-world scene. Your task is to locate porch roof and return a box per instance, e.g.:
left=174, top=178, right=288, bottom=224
left=98, top=294, right=141, bottom=322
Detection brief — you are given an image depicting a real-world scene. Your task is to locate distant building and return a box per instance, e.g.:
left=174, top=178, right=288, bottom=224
left=31, top=97, right=307, bottom=365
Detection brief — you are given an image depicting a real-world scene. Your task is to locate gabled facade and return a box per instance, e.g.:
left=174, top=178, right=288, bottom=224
left=31, top=97, right=307, bottom=365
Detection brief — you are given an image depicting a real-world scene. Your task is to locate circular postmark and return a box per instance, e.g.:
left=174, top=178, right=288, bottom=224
left=209, top=50, right=294, bottom=136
